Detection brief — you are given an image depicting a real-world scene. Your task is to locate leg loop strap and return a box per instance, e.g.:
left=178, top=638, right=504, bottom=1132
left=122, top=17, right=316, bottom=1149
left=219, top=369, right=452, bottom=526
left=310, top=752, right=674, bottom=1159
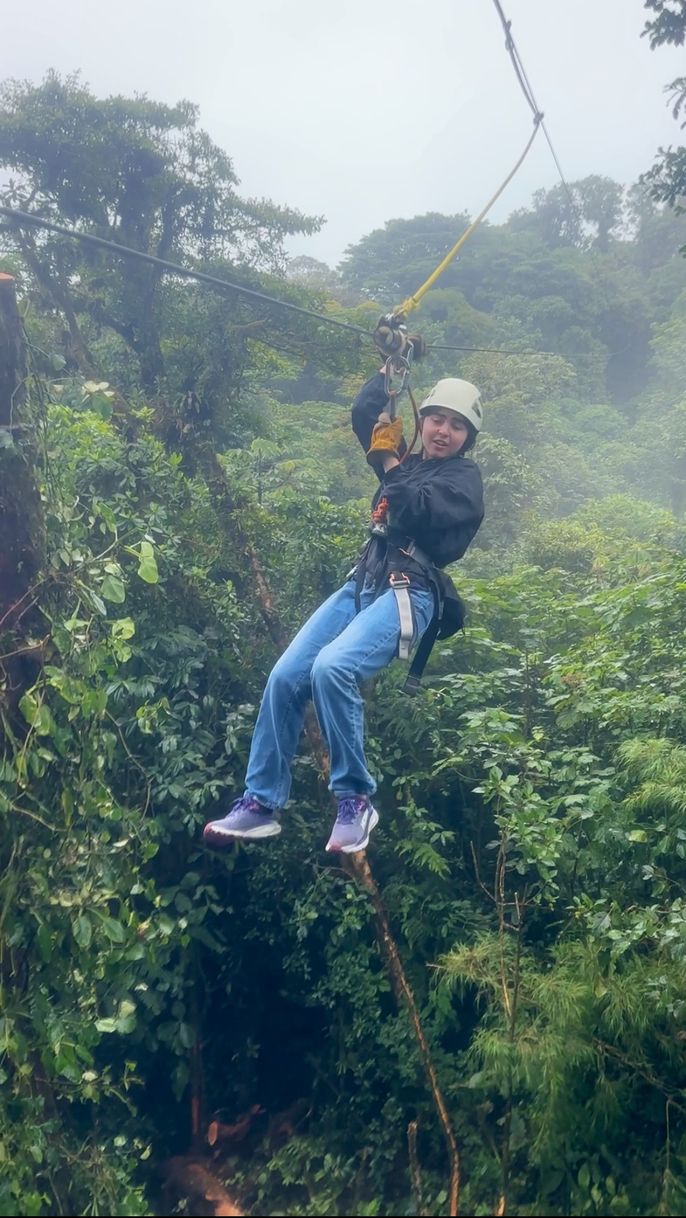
left=389, top=572, right=414, bottom=660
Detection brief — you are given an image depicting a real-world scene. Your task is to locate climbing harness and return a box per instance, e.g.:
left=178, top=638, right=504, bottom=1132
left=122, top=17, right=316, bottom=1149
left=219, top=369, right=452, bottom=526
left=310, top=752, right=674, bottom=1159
left=344, top=0, right=557, bottom=690
left=357, top=110, right=544, bottom=683
left=350, top=486, right=466, bottom=694
left=365, top=482, right=435, bottom=667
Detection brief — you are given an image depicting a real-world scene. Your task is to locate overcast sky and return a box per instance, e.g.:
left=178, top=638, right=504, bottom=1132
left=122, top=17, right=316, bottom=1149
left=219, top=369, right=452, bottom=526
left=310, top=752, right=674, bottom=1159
left=4, top=0, right=685, bottom=264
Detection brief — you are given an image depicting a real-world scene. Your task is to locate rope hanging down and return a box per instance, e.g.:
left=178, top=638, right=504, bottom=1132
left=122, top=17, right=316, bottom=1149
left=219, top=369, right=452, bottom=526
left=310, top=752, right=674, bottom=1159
left=394, top=117, right=541, bottom=319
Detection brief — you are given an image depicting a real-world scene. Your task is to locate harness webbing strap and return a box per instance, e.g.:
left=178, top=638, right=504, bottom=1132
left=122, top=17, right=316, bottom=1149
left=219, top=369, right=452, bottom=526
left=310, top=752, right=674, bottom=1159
left=390, top=576, right=414, bottom=660
left=404, top=614, right=441, bottom=697
left=350, top=534, right=452, bottom=688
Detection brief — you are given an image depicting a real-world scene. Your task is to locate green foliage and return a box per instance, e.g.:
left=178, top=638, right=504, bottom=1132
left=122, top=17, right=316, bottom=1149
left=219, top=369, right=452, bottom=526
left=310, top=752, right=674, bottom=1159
left=641, top=2, right=686, bottom=249
left=643, top=1, right=686, bottom=49
left=0, top=72, right=345, bottom=402
left=0, top=388, right=260, bottom=1212
left=3, top=68, right=686, bottom=1218
left=5, top=374, right=683, bottom=1214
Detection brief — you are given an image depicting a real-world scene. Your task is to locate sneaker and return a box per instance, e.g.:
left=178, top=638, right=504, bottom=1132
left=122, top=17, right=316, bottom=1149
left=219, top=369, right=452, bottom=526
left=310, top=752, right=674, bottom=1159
left=325, top=796, right=379, bottom=855
left=203, top=795, right=281, bottom=847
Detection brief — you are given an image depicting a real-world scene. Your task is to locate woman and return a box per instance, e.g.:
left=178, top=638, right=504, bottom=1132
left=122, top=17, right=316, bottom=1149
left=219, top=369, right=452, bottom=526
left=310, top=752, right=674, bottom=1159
left=203, top=354, right=484, bottom=855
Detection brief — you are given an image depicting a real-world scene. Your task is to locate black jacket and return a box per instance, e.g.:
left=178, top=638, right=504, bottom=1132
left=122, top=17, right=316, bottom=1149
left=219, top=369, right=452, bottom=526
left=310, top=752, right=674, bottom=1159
left=351, top=372, right=484, bottom=568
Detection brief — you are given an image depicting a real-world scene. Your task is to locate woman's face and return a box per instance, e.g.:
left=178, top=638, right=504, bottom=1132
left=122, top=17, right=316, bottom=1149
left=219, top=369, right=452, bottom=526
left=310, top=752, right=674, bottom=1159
left=421, top=409, right=470, bottom=459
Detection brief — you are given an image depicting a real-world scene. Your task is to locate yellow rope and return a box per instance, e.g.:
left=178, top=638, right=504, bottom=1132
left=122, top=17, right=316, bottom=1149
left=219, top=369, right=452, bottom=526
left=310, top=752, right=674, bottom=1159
left=394, top=118, right=542, bottom=318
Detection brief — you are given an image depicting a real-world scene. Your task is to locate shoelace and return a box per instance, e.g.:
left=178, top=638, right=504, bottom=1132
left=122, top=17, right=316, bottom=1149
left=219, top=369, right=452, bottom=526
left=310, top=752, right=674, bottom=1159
left=336, top=797, right=367, bottom=824
left=233, top=796, right=266, bottom=816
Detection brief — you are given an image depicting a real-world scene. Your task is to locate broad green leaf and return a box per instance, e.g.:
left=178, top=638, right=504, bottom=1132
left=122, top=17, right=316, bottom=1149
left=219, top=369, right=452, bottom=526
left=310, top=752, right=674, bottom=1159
left=111, top=617, right=135, bottom=641
left=19, top=694, right=55, bottom=737
left=18, top=692, right=40, bottom=727
left=114, top=999, right=137, bottom=1034
left=73, top=915, right=92, bottom=949
left=89, top=590, right=107, bottom=616
left=100, top=916, right=126, bottom=943
left=137, top=544, right=159, bottom=584
left=47, top=669, right=83, bottom=705
left=95, top=1017, right=117, bottom=1034
left=101, top=574, right=126, bottom=603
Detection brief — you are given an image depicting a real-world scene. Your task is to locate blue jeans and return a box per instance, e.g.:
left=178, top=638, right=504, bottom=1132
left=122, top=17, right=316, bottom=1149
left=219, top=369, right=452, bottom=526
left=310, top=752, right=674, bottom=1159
left=244, top=580, right=434, bottom=807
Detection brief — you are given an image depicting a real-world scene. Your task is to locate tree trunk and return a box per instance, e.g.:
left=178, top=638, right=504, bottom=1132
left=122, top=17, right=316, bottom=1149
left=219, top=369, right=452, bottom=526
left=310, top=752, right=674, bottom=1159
left=0, top=274, right=46, bottom=732
left=304, top=720, right=461, bottom=1215
left=15, top=232, right=97, bottom=376
left=0, top=273, right=45, bottom=637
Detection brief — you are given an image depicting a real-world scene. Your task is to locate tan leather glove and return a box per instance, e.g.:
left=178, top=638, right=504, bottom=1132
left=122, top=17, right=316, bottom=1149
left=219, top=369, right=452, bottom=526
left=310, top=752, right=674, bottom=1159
left=366, top=416, right=404, bottom=464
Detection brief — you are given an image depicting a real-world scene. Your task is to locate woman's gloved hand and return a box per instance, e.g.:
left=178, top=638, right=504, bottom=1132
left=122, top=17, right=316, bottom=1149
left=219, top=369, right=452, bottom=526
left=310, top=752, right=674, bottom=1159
left=373, top=316, right=427, bottom=362
left=366, top=416, right=404, bottom=464
left=374, top=316, right=408, bottom=357
left=407, top=333, right=427, bottom=360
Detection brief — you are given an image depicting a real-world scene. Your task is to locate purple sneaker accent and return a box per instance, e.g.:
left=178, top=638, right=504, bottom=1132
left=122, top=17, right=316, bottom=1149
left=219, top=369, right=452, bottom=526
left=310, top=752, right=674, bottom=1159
left=325, top=796, right=379, bottom=855
left=203, top=795, right=281, bottom=847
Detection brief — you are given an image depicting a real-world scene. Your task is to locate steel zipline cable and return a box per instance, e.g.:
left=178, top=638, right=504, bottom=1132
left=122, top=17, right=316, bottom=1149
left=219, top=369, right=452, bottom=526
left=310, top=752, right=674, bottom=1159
left=0, top=204, right=549, bottom=358
left=490, top=0, right=580, bottom=217
left=0, top=6, right=586, bottom=369
left=0, top=205, right=371, bottom=339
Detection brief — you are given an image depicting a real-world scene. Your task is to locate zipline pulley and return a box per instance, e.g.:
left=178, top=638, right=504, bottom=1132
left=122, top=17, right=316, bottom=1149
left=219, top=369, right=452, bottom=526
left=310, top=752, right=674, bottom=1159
left=371, top=313, right=425, bottom=456
left=373, top=313, right=431, bottom=423
left=373, top=313, right=413, bottom=421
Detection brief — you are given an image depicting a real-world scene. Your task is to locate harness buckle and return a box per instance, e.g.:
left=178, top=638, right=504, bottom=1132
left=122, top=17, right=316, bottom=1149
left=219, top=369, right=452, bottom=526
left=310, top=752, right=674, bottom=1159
left=389, top=571, right=411, bottom=588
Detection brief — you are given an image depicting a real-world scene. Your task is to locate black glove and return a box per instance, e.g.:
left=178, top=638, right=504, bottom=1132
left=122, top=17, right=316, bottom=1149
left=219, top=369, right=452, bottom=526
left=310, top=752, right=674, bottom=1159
left=407, top=334, right=427, bottom=361
left=373, top=315, right=408, bottom=358
left=373, top=316, right=427, bottom=362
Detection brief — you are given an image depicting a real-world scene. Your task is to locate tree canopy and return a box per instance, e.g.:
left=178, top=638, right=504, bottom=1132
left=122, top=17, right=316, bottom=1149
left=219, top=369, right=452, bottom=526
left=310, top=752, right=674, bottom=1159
left=2, top=50, right=686, bottom=1218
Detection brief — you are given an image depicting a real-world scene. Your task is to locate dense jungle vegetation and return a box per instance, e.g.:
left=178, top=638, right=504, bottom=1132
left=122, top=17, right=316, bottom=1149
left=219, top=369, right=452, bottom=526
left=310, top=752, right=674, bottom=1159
left=2, top=9, right=686, bottom=1212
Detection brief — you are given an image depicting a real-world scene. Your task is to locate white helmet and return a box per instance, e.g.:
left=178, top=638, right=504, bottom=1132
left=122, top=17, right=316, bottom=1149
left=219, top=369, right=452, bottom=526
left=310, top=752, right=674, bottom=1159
left=419, top=378, right=483, bottom=433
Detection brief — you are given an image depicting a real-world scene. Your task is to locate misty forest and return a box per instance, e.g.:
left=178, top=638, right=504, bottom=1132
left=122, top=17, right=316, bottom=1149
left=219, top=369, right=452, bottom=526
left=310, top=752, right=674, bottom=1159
left=2, top=4, right=686, bottom=1216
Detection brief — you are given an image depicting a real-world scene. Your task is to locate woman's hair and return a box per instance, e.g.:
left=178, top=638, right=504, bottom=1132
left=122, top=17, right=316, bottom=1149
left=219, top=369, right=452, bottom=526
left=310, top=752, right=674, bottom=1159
left=460, top=423, right=478, bottom=455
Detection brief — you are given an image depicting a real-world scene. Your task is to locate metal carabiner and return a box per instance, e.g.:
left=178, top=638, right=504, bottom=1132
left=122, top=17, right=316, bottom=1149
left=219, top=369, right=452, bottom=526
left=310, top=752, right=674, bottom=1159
left=382, top=348, right=413, bottom=419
